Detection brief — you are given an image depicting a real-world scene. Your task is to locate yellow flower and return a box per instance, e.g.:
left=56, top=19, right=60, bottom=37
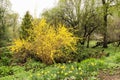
left=52, top=74, right=56, bottom=77
left=80, top=72, right=82, bottom=75
left=71, top=65, right=74, bottom=70
left=61, top=71, right=63, bottom=74
left=30, top=74, right=32, bottom=77
left=61, top=65, right=66, bottom=69
left=41, top=71, right=43, bottom=74
left=69, top=71, right=72, bottom=73
left=47, top=71, right=50, bottom=73
left=64, top=73, right=68, bottom=75
left=78, top=67, right=81, bottom=70
left=68, top=60, right=71, bottom=63
left=91, top=62, right=95, bottom=66
left=37, top=73, right=40, bottom=76
left=76, top=72, right=78, bottom=74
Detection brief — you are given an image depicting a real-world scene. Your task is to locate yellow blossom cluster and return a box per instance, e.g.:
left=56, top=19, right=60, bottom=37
left=11, top=18, right=77, bottom=64
left=11, top=39, right=30, bottom=53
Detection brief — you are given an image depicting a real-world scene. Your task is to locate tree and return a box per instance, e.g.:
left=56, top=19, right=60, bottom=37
left=10, top=13, right=19, bottom=39
left=92, top=0, right=120, bottom=48
left=101, top=0, right=120, bottom=48
left=42, top=7, right=62, bottom=28
left=0, top=0, right=12, bottom=47
left=42, top=0, right=103, bottom=47
left=20, top=11, right=33, bottom=40
left=101, top=0, right=109, bottom=48
left=42, top=0, right=82, bottom=28
left=79, top=0, right=102, bottom=47
left=107, top=0, right=120, bottom=47
left=6, top=12, right=19, bottom=39
left=42, top=0, right=120, bottom=48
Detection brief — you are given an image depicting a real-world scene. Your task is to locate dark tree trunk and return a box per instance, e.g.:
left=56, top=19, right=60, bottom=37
left=117, top=41, right=120, bottom=47
left=92, top=40, right=120, bottom=48
left=102, top=0, right=108, bottom=48
left=103, top=32, right=108, bottom=48
left=81, top=25, right=87, bottom=45
left=86, top=35, right=90, bottom=48
left=81, top=37, right=86, bottom=45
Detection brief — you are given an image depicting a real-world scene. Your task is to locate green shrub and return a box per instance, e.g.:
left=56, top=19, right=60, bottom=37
left=0, top=40, right=7, bottom=47
left=114, top=53, right=120, bottom=64
left=0, top=47, right=12, bottom=66
left=12, top=47, right=32, bottom=64
left=54, top=52, right=75, bottom=63
left=74, top=47, right=104, bottom=62
left=0, top=66, right=13, bottom=77
left=11, top=66, right=25, bottom=74
left=24, top=59, right=46, bottom=71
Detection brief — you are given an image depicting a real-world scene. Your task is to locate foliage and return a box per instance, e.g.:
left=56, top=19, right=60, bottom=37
left=1, top=45, right=119, bottom=80
left=1, top=0, right=120, bottom=79
left=0, top=66, right=13, bottom=77
left=20, top=11, right=33, bottom=40
left=0, top=0, right=11, bottom=47
left=0, top=58, right=107, bottom=80
left=0, top=41, right=7, bottom=47
left=42, top=0, right=104, bottom=48
left=24, top=59, right=47, bottom=71
left=73, top=44, right=108, bottom=62
left=11, top=18, right=77, bottom=64
left=0, top=0, right=19, bottom=47
left=0, top=47, right=12, bottom=66
left=114, top=53, right=120, bottom=64
left=10, top=39, right=31, bottom=63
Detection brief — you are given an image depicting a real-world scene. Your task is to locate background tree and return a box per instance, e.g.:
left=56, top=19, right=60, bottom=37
left=94, top=0, right=120, bottom=48
left=79, top=0, right=102, bottom=47
left=0, top=0, right=12, bottom=47
left=20, top=11, right=33, bottom=40
left=42, top=0, right=102, bottom=47
left=7, top=12, right=19, bottom=39
left=42, top=7, right=61, bottom=27
left=101, top=0, right=110, bottom=48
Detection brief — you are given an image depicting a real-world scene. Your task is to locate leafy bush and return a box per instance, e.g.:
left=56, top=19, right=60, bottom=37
left=0, top=66, right=13, bottom=77
left=0, top=40, right=7, bottom=47
left=24, top=59, right=46, bottom=71
left=11, top=19, right=77, bottom=64
left=114, top=52, right=120, bottom=64
left=74, top=47, right=105, bottom=62
left=0, top=47, right=12, bottom=66
left=11, top=66, right=25, bottom=74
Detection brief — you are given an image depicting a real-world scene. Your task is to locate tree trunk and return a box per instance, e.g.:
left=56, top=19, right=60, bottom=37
left=92, top=40, right=120, bottom=48
left=102, top=0, right=108, bottom=48
left=87, top=35, right=90, bottom=48
left=117, top=41, right=120, bottom=47
left=103, top=32, right=108, bottom=48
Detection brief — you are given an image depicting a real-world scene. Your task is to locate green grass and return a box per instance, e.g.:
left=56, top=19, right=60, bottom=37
left=0, top=43, right=120, bottom=80
left=0, top=58, right=107, bottom=80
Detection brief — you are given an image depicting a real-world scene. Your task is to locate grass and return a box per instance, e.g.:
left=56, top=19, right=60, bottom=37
left=0, top=43, right=120, bottom=80
left=0, top=58, right=107, bottom=80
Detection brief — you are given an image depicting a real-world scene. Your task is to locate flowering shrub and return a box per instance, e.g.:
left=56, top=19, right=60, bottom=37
left=11, top=39, right=30, bottom=52
left=11, top=18, right=77, bottom=64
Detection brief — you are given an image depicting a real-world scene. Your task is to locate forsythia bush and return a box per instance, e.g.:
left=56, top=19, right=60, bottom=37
left=11, top=19, right=77, bottom=64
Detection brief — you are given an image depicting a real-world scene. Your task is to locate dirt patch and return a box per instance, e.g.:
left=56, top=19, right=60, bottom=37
left=98, top=68, right=120, bottom=80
